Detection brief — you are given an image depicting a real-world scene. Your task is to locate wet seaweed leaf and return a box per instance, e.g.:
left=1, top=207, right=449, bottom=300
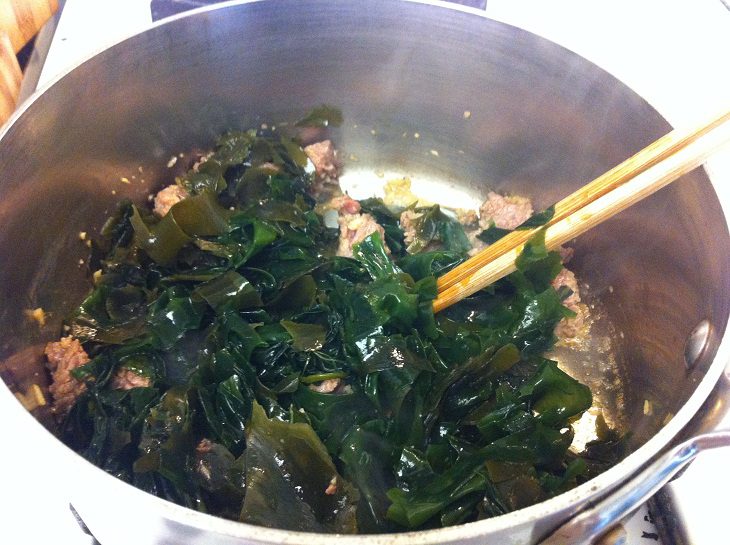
left=131, top=207, right=191, bottom=265
left=240, top=402, right=358, bottom=532
left=477, top=205, right=555, bottom=246
left=477, top=225, right=512, bottom=245
left=280, top=320, right=327, bottom=352
left=192, top=271, right=263, bottom=311
left=353, top=231, right=401, bottom=280
left=405, top=205, right=471, bottom=254
left=58, top=120, right=607, bottom=535
left=295, top=105, right=344, bottom=128
left=148, top=287, right=206, bottom=349
left=518, top=205, right=555, bottom=228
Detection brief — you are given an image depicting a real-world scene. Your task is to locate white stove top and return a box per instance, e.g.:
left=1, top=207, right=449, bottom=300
left=2, top=1, right=729, bottom=544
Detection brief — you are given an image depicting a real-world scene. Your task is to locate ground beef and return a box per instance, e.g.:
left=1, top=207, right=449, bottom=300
left=456, top=209, right=479, bottom=228
left=309, top=378, right=341, bottom=393
left=558, top=245, right=574, bottom=263
left=552, top=267, right=585, bottom=338
left=323, top=194, right=361, bottom=214
left=478, top=191, right=533, bottom=230
left=191, top=151, right=214, bottom=173
left=555, top=307, right=586, bottom=339
left=304, top=140, right=342, bottom=198
left=258, top=161, right=281, bottom=173
left=337, top=213, right=388, bottom=257
left=110, top=367, right=152, bottom=390
left=466, top=194, right=571, bottom=261
left=325, top=476, right=338, bottom=495
left=195, top=438, right=236, bottom=489
left=153, top=184, right=189, bottom=217
left=399, top=209, right=422, bottom=247
left=196, top=438, right=214, bottom=455
left=44, top=336, right=89, bottom=415
left=304, top=140, right=339, bottom=179
left=553, top=268, right=580, bottom=308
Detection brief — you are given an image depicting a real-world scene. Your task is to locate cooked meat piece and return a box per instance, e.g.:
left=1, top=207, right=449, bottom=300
left=324, top=476, right=338, bottom=495
left=304, top=140, right=339, bottom=179
left=324, top=194, right=361, bottom=214
left=552, top=267, right=585, bottom=339
left=558, top=245, right=574, bottom=263
left=553, top=267, right=580, bottom=309
left=337, top=213, right=388, bottom=257
left=309, top=378, right=341, bottom=393
left=478, top=191, right=533, bottom=230
left=44, top=336, right=90, bottom=414
left=456, top=208, right=479, bottom=228
left=196, top=438, right=214, bottom=455
left=153, top=184, right=189, bottom=217
left=304, top=140, right=342, bottom=199
left=466, top=194, right=570, bottom=259
left=399, top=209, right=422, bottom=247
left=554, top=306, right=586, bottom=339
left=191, top=151, right=214, bottom=172
left=195, top=438, right=236, bottom=490
left=111, top=367, right=151, bottom=390
left=258, top=161, right=281, bottom=173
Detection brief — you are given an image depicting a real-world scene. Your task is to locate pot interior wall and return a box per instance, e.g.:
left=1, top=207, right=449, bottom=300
left=1, top=0, right=728, bottom=467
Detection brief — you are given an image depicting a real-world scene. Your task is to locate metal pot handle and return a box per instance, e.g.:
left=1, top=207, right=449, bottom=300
left=538, top=430, right=730, bottom=545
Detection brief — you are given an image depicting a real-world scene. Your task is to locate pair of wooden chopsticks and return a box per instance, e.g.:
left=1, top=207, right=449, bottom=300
left=433, top=108, right=730, bottom=313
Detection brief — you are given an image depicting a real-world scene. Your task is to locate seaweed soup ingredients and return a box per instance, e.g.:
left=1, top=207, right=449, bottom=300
left=47, top=108, right=620, bottom=534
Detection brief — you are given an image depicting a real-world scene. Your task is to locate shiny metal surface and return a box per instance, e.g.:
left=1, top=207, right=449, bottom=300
left=0, top=1, right=728, bottom=544
left=539, top=431, right=730, bottom=545
left=649, top=366, right=730, bottom=545
left=684, top=319, right=714, bottom=370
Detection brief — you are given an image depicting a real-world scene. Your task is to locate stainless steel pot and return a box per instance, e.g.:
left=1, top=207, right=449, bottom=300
left=1, top=1, right=728, bottom=544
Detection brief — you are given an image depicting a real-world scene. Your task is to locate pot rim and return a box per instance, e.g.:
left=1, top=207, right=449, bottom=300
left=1, top=0, right=729, bottom=543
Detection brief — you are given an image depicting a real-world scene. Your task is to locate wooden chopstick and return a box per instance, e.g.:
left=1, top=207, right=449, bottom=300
left=433, top=107, right=730, bottom=314
left=437, top=108, right=730, bottom=294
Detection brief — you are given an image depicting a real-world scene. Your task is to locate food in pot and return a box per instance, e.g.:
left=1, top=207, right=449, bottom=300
left=153, top=184, right=189, bottom=217
left=478, top=191, right=534, bottom=230
left=46, top=112, right=615, bottom=533
left=44, top=336, right=89, bottom=415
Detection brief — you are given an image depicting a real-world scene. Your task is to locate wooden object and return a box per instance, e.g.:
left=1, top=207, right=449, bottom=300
left=433, top=108, right=730, bottom=313
left=0, top=0, right=59, bottom=126
left=0, top=31, right=21, bottom=124
left=0, top=0, right=58, bottom=53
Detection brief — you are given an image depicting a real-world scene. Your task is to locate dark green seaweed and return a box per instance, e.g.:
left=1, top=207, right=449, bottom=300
left=57, top=120, right=609, bottom=534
